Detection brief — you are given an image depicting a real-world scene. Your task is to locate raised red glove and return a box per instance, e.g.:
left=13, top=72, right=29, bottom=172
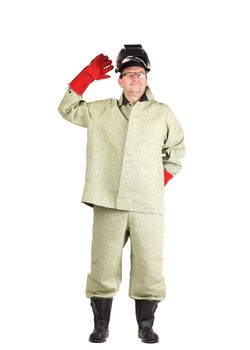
left=69, top=53, right=113, bottom=95
left=164, top=169, right=173, bottom=186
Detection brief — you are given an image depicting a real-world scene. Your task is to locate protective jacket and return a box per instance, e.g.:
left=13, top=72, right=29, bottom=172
left=58, top=86, right=185, bottom=215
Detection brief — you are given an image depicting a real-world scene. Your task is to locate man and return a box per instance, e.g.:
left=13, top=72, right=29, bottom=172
left=58, top=44, right=185, bottom=343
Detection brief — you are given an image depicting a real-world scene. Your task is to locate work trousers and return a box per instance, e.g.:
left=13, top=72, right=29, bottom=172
left=85, top=205, right=166, bottom=300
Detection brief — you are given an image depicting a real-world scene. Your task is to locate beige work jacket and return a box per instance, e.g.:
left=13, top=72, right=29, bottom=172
left=58, top=86, right=185, bottom=215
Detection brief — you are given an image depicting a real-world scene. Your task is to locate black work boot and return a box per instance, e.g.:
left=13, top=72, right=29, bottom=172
left=135, top=299, right=160, bottom=343
left=89, top=297, right=113, bottom=343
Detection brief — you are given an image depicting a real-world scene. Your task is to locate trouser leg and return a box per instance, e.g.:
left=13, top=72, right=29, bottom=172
left=86, top=205, right=129, bottom=298
left=128, top=211, right=165, bottom=300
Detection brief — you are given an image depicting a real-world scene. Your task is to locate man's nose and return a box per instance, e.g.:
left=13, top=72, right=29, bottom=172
left=131, top=74, right=140, bottom=80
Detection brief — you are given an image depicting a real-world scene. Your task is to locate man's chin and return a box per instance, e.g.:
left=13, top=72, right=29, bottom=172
left=130, top=88, right=143, bottom=93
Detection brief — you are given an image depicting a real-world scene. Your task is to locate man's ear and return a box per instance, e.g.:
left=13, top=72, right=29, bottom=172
left=118, top=78, right=123, bottom=88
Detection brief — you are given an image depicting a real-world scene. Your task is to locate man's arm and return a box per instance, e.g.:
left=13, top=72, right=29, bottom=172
left=162, top=108, right=185, bottom=184
left=58, top=88, right=91, bottom=128
left=58, top=53, right=113, bottom=128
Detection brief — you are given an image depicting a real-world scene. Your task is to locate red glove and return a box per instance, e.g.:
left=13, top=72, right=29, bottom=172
left=69, top=53, right=113, bottom=95
left=164, top=169, right=173, bottom=186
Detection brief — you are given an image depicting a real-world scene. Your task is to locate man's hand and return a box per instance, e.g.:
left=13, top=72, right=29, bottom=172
left=69, top=53, right=113, bottom=95
left=85, top=53, right=113, bottom=80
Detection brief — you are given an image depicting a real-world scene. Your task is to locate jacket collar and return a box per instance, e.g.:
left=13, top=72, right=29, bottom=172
left=118, top=86, right=155, bottom=106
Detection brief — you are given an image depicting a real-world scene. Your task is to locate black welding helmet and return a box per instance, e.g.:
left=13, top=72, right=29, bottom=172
left=115, top=44, right=151, bottom=73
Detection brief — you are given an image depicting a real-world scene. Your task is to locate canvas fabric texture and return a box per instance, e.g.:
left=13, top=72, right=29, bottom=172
left=85, top=205, right=166, bottom=300
left=58, top=86, right=185, bottom=215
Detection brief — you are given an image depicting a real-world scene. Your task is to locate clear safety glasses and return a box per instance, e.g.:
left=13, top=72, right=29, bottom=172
left=121, top=72, right=147, bottom=79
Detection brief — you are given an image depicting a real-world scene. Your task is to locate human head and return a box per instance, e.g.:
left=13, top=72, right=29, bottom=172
left=118, top=66, right=148, bottom=97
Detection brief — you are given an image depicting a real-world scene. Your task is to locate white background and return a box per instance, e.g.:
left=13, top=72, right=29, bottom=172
left=1, top=0, right=250, bottom=349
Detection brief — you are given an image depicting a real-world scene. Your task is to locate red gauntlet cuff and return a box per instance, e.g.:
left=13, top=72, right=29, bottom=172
left=69, top=70, right=94, bottom=95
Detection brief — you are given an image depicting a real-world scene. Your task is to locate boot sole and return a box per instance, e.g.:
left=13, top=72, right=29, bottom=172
left=141, top=339, right=159, bottom=343
left=89, top=339, right=107, bottom=343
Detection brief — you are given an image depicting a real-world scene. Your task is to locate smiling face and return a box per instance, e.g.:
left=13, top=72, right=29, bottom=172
left=118, top=66, right=148, bottom=98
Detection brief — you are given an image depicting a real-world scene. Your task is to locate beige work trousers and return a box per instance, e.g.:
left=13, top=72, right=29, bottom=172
left=85, top=205, right=166, bottom=300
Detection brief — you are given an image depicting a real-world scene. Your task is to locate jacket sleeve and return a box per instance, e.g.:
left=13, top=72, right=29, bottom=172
left=162, top=107, right=185, bottom=176
left=58, top=88, right=107, bottom=128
